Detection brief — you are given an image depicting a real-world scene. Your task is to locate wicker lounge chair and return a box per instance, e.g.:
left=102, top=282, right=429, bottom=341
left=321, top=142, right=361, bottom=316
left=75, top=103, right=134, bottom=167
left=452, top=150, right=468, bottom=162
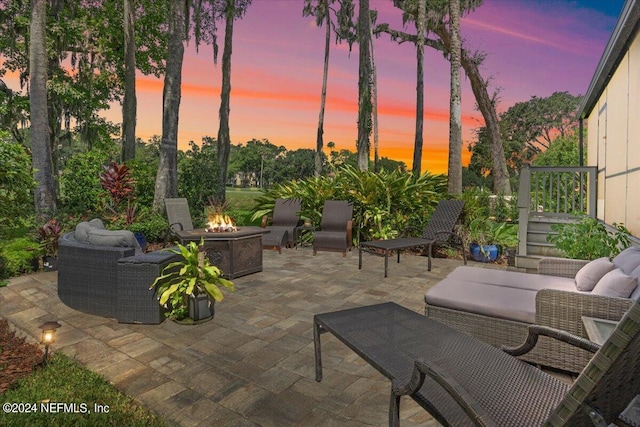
left=314, top=301, right=640, bottom=427
left=359, top=199, right=466, bottom=277
left=312, top=200, right=354, bottom=257
left=261, top=198, right=302, bottom=253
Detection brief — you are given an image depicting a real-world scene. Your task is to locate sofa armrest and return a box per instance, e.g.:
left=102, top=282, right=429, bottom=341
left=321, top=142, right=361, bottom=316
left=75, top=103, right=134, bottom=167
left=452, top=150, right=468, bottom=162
left=537, top=257, right=589, bottom=278
left=535, top=288, right=633, bottom=337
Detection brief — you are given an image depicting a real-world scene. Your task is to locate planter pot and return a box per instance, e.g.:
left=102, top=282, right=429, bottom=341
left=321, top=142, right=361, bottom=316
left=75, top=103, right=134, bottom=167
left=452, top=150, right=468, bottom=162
left=189, top=293, right=215, bottom=322
left=42, top=255, right=58, bottom=271
left=469, top=243, right=499, bottom=263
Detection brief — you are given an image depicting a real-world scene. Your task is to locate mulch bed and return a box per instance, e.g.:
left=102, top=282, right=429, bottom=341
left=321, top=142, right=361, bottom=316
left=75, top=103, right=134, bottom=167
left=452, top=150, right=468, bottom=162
left=0, top=319, right=44, bottom=393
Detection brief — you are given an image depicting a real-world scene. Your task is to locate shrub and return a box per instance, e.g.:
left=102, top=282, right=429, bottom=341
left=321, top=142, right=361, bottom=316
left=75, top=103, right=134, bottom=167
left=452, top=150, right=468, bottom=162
left=0, top=135, right=36, bottom=232
left=60, top=150, right=110, bottom=214
left=251, top=165, right=447, bottom=242
left=549, top=217, right=631, bottom=260
left=0, top=237, right=42, bottom=278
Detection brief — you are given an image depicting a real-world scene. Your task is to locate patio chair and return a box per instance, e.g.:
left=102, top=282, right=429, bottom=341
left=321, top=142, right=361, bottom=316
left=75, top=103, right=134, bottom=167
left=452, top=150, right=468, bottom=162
left=312, top=200, right=353, bottom=257
left=359, top=199, right=465, bottom=277
left=390, top=299, right=640, bottom=426
left=313, top=301, right=640, bottom=427
left=261, top=198, right=302, bottom=253
left=164, top=198, right=194, bottom=244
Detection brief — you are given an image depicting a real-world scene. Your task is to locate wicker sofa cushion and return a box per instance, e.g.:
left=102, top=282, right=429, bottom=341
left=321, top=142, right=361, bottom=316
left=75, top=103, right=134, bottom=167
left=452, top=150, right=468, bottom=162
left=592, top=269, right=638, bottom=298
left=574, top=257, right=616, bottom=291
left=86, top=228, right=141, bottom=252
left=612, top=247, right=640, bottom=274
left=445, top=266, right=575, bottom=292
left=74, top=218, right=106, bottom=242
left=425, top=279, right=537, bottom=323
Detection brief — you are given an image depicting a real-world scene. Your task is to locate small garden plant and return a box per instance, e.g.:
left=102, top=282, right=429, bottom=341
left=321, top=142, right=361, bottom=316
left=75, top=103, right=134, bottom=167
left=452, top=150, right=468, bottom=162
left=549, top=216, right=631, bottom=260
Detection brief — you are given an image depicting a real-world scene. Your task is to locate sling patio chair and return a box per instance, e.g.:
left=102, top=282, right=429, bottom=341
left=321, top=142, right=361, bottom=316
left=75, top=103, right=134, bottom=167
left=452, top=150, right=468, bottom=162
left=313, top=300, right=640, bottom=427
left=261, top=198, right=302, bottom=253
left=312, top=200, right=354, bottom=257
left=358, top=199, right=466, bottom=277
left=164, top=197, right=194, bottom=244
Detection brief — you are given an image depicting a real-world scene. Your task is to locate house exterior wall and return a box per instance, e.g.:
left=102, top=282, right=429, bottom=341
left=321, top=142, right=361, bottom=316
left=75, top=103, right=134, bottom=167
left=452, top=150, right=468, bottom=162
left=586, top=30, right=640, bottom=236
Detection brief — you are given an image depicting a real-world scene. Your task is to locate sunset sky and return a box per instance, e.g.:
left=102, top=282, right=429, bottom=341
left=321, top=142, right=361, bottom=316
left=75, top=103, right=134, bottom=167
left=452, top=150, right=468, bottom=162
left=3, top=0, right=627, bottom=174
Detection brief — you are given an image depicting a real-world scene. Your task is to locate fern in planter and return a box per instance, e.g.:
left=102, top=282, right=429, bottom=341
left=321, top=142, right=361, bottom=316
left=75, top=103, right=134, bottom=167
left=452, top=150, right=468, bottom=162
left=150, top=239, right=234, bottom=321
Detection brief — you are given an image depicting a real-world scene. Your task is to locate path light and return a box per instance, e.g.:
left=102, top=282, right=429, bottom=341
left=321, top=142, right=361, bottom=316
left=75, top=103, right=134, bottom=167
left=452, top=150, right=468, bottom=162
left=38, top=320, right=61, bottom=366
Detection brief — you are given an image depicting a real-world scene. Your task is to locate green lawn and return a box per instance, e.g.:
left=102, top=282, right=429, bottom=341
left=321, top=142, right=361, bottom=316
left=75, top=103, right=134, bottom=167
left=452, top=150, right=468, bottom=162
left=0, top=354, right=170, bottom=427
left=225, top=187, right=264, bottom=226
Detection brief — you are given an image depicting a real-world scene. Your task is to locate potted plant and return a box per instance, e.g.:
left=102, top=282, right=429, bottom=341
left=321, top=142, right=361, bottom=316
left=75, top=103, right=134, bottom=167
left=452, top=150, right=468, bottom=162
left=150, top=238, right=234, bottom=323
left=467, top=218, right=519, bottom=262
left=38, top=219, right=63, bottom=271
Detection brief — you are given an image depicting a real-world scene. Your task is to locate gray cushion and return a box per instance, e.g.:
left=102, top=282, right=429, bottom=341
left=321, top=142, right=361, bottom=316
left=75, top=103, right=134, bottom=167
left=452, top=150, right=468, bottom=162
left=446, top=266, right=575, bottom=292
left=425, top=279, right=537, bottom=323
left=612, top=247, right=640, bottom=274
left=74, top=219, right=106, bottom=243
left=574, top=257, right=615, bottom=291
left=591, top=269, right=638, bottom=298
left=629, top=264, right=640, bottom=300
left=86, top=228, right=142, bottom=254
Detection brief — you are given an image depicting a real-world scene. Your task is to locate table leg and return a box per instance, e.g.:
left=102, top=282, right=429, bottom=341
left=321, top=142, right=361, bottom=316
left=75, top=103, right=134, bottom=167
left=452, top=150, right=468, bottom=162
left=359, top=246, right=363, bottom=270
left=314, top=320, right=324, bottom=382
left=384, top=251, right=389, bottom=278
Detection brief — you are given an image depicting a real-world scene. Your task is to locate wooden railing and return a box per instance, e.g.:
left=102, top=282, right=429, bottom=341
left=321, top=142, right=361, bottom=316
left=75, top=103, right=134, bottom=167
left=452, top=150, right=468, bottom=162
left=517, top=166, right=597, bottom=256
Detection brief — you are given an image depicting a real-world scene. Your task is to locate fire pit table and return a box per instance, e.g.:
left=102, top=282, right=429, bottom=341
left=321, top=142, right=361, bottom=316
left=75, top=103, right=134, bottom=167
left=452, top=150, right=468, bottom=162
left=176, top=226, right=270, bottom=279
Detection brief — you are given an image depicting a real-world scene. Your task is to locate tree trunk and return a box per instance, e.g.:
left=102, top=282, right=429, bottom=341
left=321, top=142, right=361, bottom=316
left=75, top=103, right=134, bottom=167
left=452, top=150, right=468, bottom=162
left=315, top=0, right=331, bottom=177
left=153, top=0, right=185, bottom=212
left=215, top=0, right=236, bottom=204
left=412, top=0, right=425, bottom=177
left=432, top=26, right=511, bottom=195
left=369, top=10, right=379, bottom=173
left=122, top=0, right=137, bottom=162
left=447, top=0, right=462, bottom=195
left=30, top=0, right=56, bottom=221
left=356, top=0, right=371, bottom=171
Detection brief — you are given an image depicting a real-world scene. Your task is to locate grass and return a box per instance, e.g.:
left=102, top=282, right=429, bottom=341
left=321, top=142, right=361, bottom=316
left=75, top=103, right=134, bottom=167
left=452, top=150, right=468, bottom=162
left=0, top=353, right=171, bottom=427
left=225, top=188, right=263, bottom=226
left=225, top=187, right=263, bottom=211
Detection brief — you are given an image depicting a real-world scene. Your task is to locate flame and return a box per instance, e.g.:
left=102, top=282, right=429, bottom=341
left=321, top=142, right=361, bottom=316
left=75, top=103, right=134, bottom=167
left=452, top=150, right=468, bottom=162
left=205, top=214, right=237, bottom=233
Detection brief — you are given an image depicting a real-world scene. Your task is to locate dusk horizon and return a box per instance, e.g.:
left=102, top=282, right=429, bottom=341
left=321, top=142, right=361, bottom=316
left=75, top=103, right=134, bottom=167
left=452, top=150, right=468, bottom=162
left=2, top=0, right=626, bottom=174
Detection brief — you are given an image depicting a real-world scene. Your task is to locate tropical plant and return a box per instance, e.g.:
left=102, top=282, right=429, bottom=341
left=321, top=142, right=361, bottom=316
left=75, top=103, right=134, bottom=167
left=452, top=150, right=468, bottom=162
left=38, top=219, right=64, bottom=257
left=100, top=161, right=135, bottom=208
left=149, top=239, right=234, bottom=321
left=251, top=165, right=447, bottom=242
left=467, top=218, right=518, bottom=248
left=549, top=217, right=631, bottom=260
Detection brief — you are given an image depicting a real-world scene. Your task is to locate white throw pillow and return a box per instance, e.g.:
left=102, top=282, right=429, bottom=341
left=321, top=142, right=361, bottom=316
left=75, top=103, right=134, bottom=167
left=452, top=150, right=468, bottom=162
left=575, top=257, right=615, bottom=291
left=592, top=269, right=638, bottom=298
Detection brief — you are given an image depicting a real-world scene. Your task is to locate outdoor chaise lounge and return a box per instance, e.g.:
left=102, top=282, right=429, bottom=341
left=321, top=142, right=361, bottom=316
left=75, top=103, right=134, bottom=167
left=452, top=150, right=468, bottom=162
left=359, top=199, right=466, bottom=277
left=312, top=200, right=354, bottom=256
left=314, top=301, right=640, bottom=427
left=260, top=198, right=302, bottom=253
left=164, top=197, right=194, bottom=243
left=425, top=247, right=640, bottom=373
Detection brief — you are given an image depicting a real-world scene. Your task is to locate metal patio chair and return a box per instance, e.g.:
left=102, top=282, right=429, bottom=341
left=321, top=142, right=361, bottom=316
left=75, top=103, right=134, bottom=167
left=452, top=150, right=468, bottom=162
left=164, top=198, right=194, bottom=244
left=312, top=200, right=354, bottom=257
left=261, top=198, right=302, bottom=253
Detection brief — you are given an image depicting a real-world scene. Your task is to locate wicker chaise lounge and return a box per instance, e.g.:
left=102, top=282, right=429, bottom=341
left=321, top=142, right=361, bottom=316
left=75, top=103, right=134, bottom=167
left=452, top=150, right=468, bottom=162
left=359, top=199, right=466, bottom=277
left=425, top=250, right=640, bottom=373
left=314, top=301, right=640, bottom=426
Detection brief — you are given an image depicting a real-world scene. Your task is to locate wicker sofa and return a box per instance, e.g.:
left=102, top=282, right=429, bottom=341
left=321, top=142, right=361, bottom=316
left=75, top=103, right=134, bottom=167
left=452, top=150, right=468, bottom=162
left=425, top=249, right=640, bottom=373
left=58, top=224, right=180, bottom=324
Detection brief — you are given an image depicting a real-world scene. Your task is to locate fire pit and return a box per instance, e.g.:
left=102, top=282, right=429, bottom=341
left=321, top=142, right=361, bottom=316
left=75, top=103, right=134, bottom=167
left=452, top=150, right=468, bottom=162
left=176, top=226, right=269, bottom=279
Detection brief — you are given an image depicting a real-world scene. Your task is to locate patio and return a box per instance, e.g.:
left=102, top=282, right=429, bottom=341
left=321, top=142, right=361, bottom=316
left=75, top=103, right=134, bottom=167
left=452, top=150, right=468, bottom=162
left=0, top=247, right=568, bottom=426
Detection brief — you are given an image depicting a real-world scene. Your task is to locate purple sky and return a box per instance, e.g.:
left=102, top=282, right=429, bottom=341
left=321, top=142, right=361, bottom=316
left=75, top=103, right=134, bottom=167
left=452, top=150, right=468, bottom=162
left=4, top=0, right=626, bottom=172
